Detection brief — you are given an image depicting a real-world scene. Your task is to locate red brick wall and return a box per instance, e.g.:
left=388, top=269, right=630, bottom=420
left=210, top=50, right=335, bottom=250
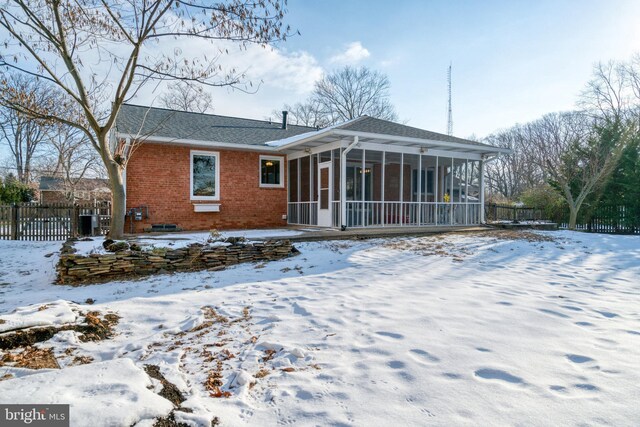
left=125, top=143, right=288, bottom=232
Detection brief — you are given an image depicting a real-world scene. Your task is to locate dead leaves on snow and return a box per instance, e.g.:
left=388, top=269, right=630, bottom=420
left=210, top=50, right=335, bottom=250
left=205, top=360, right=231, bottom=398
left=0, top=346, right=60, bottom=369
left=384, top=229, right=557, bottom=260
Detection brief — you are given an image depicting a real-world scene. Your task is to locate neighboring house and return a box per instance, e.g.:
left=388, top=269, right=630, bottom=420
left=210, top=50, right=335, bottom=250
left=115, top=104, right=509, bottom=233
left=39, top=176, right=111, bottom=204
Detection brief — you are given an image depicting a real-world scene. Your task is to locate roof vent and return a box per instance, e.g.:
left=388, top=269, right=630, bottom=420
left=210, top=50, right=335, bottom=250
left=282, top=111, right=288, bottom=130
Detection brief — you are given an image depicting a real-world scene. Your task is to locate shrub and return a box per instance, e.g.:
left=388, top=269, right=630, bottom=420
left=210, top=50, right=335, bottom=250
left=520, top=185, right=567, bottom=220
left=0, top=175, right=35, bottom=203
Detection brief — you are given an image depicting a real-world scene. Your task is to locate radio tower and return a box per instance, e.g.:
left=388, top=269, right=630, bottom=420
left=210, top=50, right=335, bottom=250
left=447, top=63, right=453, bottom=136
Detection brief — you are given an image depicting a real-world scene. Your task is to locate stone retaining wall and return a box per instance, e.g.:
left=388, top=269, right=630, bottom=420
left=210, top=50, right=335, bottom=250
left=56, top=240, right=297, bottom=284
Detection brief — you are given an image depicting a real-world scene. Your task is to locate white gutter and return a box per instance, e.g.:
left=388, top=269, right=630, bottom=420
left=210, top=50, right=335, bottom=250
left=114, top=133, right=279, bottom=152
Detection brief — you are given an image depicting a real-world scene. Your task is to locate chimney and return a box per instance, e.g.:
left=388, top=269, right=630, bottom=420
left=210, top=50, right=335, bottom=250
left=281, top=111, right=288, bottom=129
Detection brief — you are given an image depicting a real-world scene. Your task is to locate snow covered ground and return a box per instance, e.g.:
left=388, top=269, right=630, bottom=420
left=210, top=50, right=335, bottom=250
left=1, top=230, right=639, bottom=426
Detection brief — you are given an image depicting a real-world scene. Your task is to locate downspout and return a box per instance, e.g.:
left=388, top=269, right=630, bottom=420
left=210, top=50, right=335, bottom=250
left=341, top=135, right=359, bottom=230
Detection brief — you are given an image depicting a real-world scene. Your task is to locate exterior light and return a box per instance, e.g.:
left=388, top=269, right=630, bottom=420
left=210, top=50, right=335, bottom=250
left=265, top=161, right=274, bottom=167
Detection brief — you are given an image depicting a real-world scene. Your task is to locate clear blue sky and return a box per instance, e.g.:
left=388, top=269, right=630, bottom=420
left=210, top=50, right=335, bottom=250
left=262, top=0, right=639, bottom=137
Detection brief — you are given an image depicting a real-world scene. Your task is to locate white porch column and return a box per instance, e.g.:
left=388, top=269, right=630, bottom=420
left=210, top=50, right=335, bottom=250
left=341, top=136, right=359, bottom=229
left=480, top=158, right=485, bottom=223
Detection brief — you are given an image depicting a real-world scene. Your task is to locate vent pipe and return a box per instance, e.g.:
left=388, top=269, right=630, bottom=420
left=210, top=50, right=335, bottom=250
left=282, top=111, right=288, bottom=129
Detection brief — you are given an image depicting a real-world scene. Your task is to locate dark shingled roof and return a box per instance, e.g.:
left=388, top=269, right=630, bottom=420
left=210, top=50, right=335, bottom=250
left=115, top=104, right=316, bottom=145
left=338, top=116, right=488, bottom=147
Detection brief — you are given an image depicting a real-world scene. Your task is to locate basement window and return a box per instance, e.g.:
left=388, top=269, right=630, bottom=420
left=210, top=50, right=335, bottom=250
left=191, top=150, right=220, bottom=200
left=260, top=155, right=284, bottom=188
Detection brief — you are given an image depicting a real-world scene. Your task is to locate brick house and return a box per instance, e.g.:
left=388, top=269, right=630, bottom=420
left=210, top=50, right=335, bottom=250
left=39, top=176, right=111, bottom=204
left=115, top=104, right=509, bottom=232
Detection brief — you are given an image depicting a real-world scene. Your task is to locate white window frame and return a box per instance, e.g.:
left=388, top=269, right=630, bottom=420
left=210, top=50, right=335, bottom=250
left=259, top=155, right=285, bottom=188
left=190, top=150, right=220, bottom=201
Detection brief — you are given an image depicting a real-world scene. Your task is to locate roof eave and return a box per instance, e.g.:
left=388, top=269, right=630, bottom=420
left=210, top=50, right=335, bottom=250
left=114, top=132, right=278, bottom=152
left=331, top=129, right=511, bottom=155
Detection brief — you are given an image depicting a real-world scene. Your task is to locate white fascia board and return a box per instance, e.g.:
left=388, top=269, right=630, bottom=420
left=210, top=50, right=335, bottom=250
left=269, top=128, right=335, bottom=151
left=285, top=138, right=484, bottom=160
left=267, top=116, right=367, bottom=150
left=284, top=139, right=347, bottom=160
left=332, top=129, right=512, bottom=155
left=354, top=140, right=483, bottom=160
left=115, top=133, right=278, bottom=152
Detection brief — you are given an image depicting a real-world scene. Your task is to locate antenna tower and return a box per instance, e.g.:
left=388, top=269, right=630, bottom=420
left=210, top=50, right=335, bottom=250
left=447, top=63, right=453, bottom=136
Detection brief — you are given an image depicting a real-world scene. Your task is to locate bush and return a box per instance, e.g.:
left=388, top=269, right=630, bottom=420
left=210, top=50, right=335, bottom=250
left=0, top=175, right=35, bottom=203
left=520, top=185, right=567, bottom=220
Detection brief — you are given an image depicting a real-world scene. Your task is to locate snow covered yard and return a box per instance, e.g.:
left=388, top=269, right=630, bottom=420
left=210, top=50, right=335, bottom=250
left=1, top=230, right=639, bottom=426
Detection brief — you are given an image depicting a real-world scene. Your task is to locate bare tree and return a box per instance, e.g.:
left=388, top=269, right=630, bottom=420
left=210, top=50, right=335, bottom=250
left=312, top=66, right=398, bottom=124
left=624, top=54, right=640, bottom=106
left=271, top=99, right=329, bottom=128
left=581, top=56, right=640, bottom=124
left=0, top=0, right=290, bottom=238
left=483, top=126, right=544, bottom=199
left=0, top=74, right=53, bottom=184
left=44, top=123, right=105, bottom=202
left=525, top=112, right=629, bottom=229
left=159, top=81, right=213, bottom=113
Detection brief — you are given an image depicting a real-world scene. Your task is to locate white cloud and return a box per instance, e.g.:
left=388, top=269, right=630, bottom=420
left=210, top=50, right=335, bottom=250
left=329, top=42, right=371, bottom=65
left=127, top=38, right=325, bottom=119
left=236, top=45, right=323, bottom=94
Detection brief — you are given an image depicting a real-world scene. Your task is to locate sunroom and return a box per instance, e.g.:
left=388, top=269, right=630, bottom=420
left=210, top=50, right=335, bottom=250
left=269, top=117, right=510, bottom=229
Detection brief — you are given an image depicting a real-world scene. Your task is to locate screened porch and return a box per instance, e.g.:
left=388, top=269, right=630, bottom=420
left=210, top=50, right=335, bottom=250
left=286, top=147, right=483, bottom=228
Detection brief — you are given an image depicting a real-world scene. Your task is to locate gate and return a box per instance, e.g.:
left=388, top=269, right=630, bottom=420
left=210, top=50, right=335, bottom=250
left=0, top=202, right=111, bottom=241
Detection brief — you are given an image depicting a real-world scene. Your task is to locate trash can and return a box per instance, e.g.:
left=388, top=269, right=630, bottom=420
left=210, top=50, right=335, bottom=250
left=79, top=215, right=93, bottom=236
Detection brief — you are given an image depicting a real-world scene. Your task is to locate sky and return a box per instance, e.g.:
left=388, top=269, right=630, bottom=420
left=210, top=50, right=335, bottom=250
left=129, top=0, right=640, bottom=138
left=1, top=0, right=640, bottom=164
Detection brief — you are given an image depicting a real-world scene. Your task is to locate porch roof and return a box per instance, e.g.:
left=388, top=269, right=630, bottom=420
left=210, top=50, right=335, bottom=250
left=266, top=116, right=510, bottom=157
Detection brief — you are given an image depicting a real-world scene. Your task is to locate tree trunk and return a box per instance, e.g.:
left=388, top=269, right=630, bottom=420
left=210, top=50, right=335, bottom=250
left=568, top=206, right=578, bottom=230
left=103, top=156, right=126, bottom=240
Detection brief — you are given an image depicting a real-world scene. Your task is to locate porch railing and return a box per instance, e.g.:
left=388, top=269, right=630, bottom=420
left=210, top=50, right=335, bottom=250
left=287, top=202, right=318, bottom=226
left=287, top=201, right=482, bottom=228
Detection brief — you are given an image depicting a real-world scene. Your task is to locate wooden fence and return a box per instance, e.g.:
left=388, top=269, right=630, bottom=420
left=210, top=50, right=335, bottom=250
left=0, top=202, right=111, bottom=241
left=485, top=204, right=545, bottom=223
left=554, top=205, right=640, bottom=235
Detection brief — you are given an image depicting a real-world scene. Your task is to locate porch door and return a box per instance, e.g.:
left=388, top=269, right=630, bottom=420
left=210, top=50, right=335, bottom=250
left=317, top=161, right=332, bottom=227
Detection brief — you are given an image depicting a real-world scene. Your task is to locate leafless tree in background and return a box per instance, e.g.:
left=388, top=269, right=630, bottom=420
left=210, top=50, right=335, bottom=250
left=581, top=57, right=640, bottom=124
left=624, top=54, right=640, bottom=105
left=0, top=74, right=53, bottom=184
left=43, top=124, right=105, bottom=202
left=275, top=66, right=399, bottom=128
left=524, top=112, right=628, bottom=229
left=159, top=82, right=213, bottom=114
left=313, top=66, right=398, bottom=124
left=0, top=0, right=290, bottom=238
left=271, top=99, right=329, bottom=128
left=483, top=126, right=544, bottom=200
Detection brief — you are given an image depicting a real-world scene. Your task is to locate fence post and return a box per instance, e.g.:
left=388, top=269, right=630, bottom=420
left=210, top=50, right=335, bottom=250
left=10, top=204, right=18, bottom=240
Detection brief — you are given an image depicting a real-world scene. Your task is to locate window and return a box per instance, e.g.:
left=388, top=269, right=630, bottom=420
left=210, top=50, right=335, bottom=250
left=191, top=150, right=220, bottom=200
left=260, top=155, right=284, bottom=188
